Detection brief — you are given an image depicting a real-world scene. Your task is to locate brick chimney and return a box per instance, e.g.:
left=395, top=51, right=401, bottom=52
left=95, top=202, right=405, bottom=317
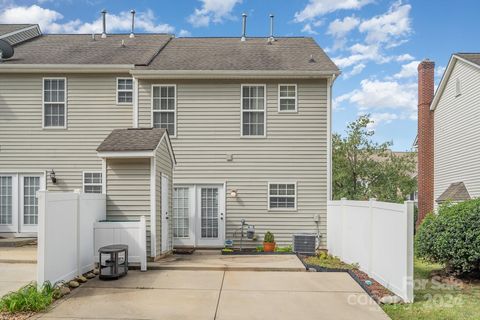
left=417, top=59, right=435, bottom=227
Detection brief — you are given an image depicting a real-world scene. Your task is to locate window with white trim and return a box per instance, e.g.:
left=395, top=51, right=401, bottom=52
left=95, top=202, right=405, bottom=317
left=242, top=85, right=265, bottom=136
left=43, top=78, right=66, bottom=128
left=268, top=183, right=296, bottom=210
left=173, top=187, right=190, bottom=238
left=278, top=84, right=297, bottom=112
left=117, top=78, right=133, bottom=104
left=83, top=172, right=102, bottom=194
left=152, top=85, right=176, bottom=136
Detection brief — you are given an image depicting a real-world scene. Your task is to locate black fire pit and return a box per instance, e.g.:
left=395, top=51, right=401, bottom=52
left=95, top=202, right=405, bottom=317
left=98, top=244, right=128, bottom=280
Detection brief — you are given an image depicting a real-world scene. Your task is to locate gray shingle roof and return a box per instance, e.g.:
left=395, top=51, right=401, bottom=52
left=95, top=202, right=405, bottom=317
left=139, top=37, right=339, bottom=72
left=4, top=34, right=172, bottom=65
left=97, top=128, right=167, bottom=152
left=456, top=53, right=480, bottom=67
left=436, top=182, right=471, bottom=203
left=0, top=24, right=35, bottom=36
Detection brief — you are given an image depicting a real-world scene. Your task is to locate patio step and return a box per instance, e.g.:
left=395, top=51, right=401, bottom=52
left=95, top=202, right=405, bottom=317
left=144, top=264, right=306, bottom=272
left=0, top=237, right=36, bottom=247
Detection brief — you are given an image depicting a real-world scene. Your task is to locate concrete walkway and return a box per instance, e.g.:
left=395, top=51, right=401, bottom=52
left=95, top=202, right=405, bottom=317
left=37, top=270, right=390, bottom=320
left=148, top=251, right=306, bottom=271
left=0, top=246, right=37, bottom=297
left=0, top=245, right=37, bottom=263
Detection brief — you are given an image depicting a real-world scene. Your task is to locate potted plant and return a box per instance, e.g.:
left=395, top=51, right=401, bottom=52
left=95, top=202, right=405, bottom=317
left=263, top=231, right=275, bottom=252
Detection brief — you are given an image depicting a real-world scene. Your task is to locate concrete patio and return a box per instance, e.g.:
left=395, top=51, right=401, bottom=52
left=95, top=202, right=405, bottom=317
left=0, top=245, right=37, bottom=297
left=36, top=270, right=390, bottom=320
left=148, top=250, right=306, bottom=271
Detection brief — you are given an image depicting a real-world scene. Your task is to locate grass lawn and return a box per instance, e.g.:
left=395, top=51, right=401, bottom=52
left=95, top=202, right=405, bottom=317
left=383, top=259, right=480, bottom=320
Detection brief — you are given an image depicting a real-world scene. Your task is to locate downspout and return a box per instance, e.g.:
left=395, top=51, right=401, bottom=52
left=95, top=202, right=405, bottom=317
left=327, top=73, right=337, bottom=201
left=132, top=76, right=139, bottom=128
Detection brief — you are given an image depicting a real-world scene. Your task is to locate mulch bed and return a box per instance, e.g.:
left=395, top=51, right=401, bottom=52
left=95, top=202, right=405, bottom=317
left=221, top=248, right=294, bottom=255
left=0, top=312, right=35, bottom=320
left=302, top=258, right=394, bottom=303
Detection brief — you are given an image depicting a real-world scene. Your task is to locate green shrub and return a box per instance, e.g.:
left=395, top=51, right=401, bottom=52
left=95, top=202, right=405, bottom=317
left=0, top=282, right=59, bottom=313
left=415, top=199, right=480, bottom=275
left=275, top=246, right=292, bottom=253
left=255, top=246, right=264, bottom=252
left=263, top=231, right=275, bottom=243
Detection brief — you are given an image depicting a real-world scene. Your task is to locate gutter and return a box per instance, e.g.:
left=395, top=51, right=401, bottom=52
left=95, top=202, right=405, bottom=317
left=0, top=64, right=135, bottom=74
left=130, top=69, right=341, bottom=80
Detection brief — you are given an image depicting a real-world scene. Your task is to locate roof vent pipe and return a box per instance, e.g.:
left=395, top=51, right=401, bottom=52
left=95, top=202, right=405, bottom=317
left=241, top=13, right=247, bottom=42
left=130, top=10, right=136, bottom=38
left=101, top=9, right=107, bottom=38
left=269, top=14, right=275, bottom=42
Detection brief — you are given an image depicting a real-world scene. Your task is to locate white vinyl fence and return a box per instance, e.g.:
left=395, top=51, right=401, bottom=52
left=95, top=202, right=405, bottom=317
left=327, top=199, right=414, bottom=302
left=94, top=218, right=147, bottom=271
left=37, top=191, right=106, bottom=285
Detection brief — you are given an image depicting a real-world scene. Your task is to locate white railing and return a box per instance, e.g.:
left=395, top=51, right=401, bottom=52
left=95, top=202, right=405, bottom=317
left=327, top=198, right=414, bottom=302
left=94, top=217, right=147, bottom=271
left=37, top=191, right=106, bottom=285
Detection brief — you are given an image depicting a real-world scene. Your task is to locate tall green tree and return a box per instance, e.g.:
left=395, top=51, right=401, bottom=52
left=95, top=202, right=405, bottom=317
left=333, top=115, right=417, bottom=203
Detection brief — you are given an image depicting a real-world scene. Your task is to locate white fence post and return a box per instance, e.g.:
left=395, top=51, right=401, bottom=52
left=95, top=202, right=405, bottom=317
left=368, top=198, right=376, bottom=275
left=140, top=216, right=147, bottom=271
left=340, top=197, right=347, bottom=258
left=405, top=200, right=415, bottom=302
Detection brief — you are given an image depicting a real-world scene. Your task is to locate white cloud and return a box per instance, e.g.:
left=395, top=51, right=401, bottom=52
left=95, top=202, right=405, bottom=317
left=335, top=79, right=417, bottom=113
left=327, top=16, right=360, bottom=38
left=436, top=65, right=446, bottom=78
left=301, top=23, right=318, bottom=35
left=358, top=1, right=412, bottom=45
left=394, top=60, right=421, bottom=79
left=333, top=43, right=389, bottom=68
left=178, top=29, right=191, bottom=37
left=343, top=63, right=365, bottom=78
left=365, top=112, right=399, bottom=129
left=0, top=5, right=174, bottom=34
left=294, top=0, right=373, bottom=22
left=188, top=0, right=241, bottom=27
left=396, top=53, right=415, bottom=62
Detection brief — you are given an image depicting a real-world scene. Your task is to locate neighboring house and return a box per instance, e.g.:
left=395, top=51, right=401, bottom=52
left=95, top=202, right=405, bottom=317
left=0, top=22, right=339, bottom=259
left=417, top=54, right=480, bottom=224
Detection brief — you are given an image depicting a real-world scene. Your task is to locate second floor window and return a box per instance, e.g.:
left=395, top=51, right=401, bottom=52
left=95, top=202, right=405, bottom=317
left=152, top=85, right=176, bottom=137
left=278, top=84, right=297, bottom=112
left=117, top=78, right=133, bottom=104
left=43, top=78, right=66, bottom=128
left=241, top=85, right=266, bottom=137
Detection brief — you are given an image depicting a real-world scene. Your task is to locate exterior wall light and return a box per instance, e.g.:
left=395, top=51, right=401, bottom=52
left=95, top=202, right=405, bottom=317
left=230, top=189, right=238, bottom=198
left=49, top=169, right=57, bottom=184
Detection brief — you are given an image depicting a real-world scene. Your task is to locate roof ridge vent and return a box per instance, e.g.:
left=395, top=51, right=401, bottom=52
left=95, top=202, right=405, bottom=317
left=268, top=14, right=275, bottom=42
left=241, top=13, right=247, bottom=42
left=130, top=10, right=136, bottom=38
left=101, top=9, right=107, bottom=38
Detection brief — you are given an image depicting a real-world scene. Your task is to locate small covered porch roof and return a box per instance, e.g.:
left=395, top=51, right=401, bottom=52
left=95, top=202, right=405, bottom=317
left=436, top=182, right=471, bottom=204
left=96, top=127, right=176, bottom=163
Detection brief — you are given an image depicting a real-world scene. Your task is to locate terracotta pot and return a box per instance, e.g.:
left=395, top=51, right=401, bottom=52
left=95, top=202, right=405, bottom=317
left=263, top=242, right=276, bottom=252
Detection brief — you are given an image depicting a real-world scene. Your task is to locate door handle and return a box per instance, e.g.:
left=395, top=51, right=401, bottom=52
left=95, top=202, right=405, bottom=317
left=220, top=213, right=224, bottom=220
left=165, top=212, right=168, bottom=220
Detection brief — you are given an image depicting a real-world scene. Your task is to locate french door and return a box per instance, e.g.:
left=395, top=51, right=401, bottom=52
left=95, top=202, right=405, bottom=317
left=0, top=173, right=44, bottom=234
left=172, top=184, right=225, bottom=247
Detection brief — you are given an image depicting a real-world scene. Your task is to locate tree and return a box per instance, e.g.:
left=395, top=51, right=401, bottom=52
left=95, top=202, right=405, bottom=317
left=332, top=115, right=417, bottom=203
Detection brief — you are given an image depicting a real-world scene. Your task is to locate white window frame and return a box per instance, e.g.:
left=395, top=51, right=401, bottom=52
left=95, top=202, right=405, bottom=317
left=42, top=77, right=67, bottom=129
left=116, top=77, right=134, bottom=105
left=82, top=171, right=103, bottom=194
left=267, top=181, right=297, bottom=211
left=151, top=84, right=177, bottom=138
left=240, top=84, right=267, bottom=138
left=278, top=84, right=298, bottom=113
left=455, top=78, right=462, bottom=97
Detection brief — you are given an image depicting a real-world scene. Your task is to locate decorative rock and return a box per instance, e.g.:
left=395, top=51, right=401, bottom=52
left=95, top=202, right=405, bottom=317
left=380, top=295, right=403, bottom=305
left=59, top=286, right=71, bottom=296
left=93, top=269, right=100, bottom=275
left=308, top=267, right=317, bottom=272
left=68, top=280, right=80, bottom=288
left=76, top=275, right=87, bottom=283
left=86, top=273, right=96, bottom=279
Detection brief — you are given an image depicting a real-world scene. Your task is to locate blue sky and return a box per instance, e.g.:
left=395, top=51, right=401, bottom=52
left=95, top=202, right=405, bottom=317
left=1, top=0, right=479, bottom=150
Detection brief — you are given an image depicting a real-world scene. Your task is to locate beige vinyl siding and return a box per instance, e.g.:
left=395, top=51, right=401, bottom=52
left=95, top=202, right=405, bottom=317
left=138, top=79, right=327, bottom=247
left=0, top=73, right=133, bottom=190
left=106, top=158, right=152, bottom=253
left=434, top=59, right=480, bottom=206
left=155, top=138, right=174, bottom=255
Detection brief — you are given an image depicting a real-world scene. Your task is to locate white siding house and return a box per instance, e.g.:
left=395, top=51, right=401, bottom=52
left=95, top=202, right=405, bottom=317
left=430, top=54, right=480, bottom=207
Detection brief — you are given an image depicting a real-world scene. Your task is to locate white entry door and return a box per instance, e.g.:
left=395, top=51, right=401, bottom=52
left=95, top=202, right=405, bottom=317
left=161, top=174, right=170, bottom=253
left=0, top=173, right=43, bottom=234
left=196, top=185, right=225, bottom=247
